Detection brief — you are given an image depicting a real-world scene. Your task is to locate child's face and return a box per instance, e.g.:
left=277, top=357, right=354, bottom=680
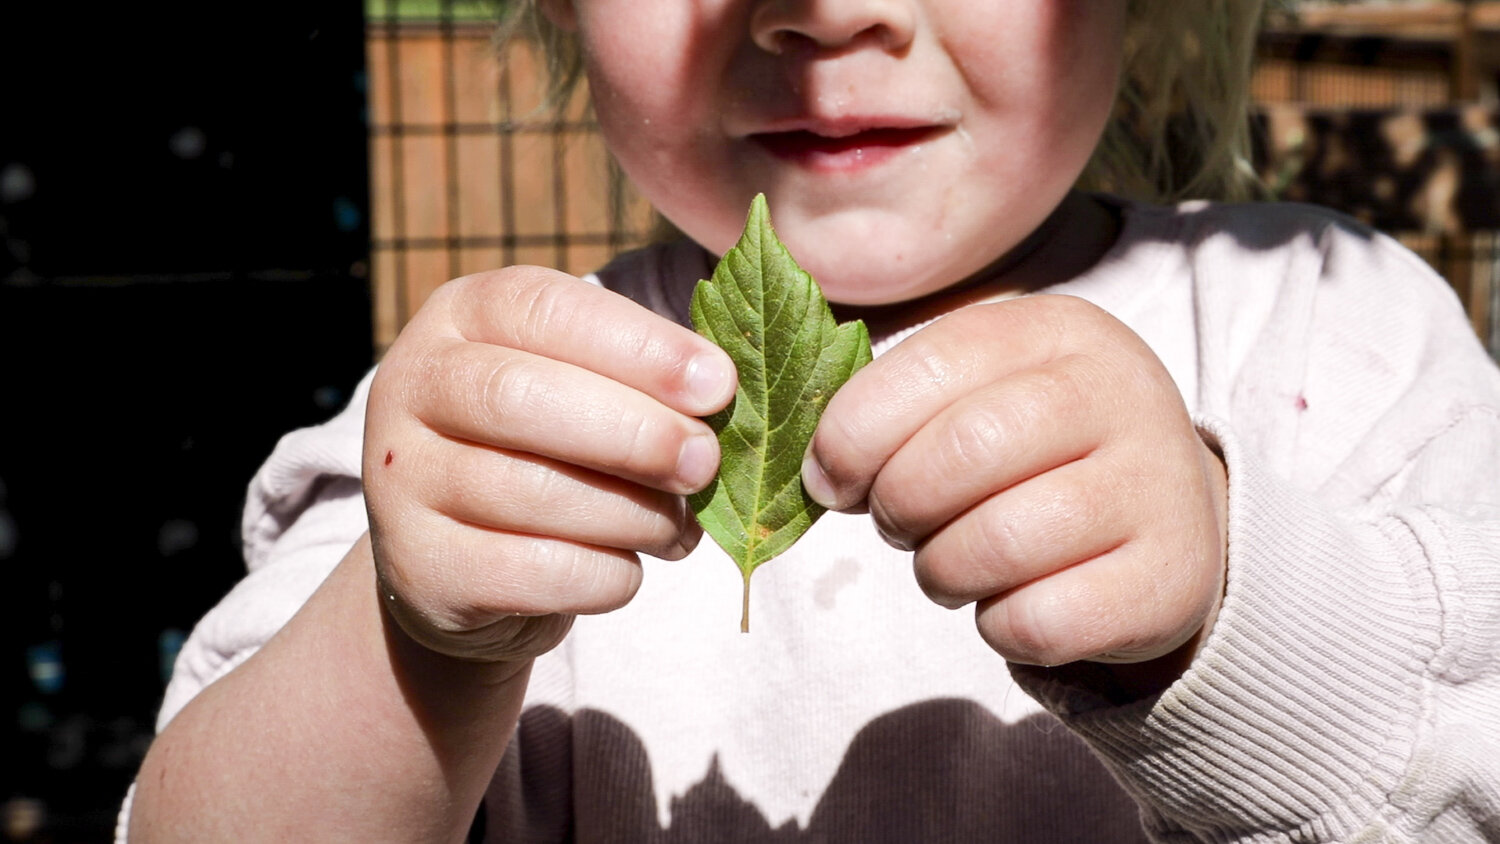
left=549, top=1, right=1127, bottom=306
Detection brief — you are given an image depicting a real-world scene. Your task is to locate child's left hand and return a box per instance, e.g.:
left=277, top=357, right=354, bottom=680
left=804, top=295, right=1228, bottom=676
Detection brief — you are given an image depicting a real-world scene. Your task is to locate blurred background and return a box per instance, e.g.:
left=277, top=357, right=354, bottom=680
left=4, top=1, right=1500, bottom=840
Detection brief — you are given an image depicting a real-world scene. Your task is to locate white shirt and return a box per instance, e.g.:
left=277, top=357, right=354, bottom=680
left=124, top=198, right=1500, bottom=843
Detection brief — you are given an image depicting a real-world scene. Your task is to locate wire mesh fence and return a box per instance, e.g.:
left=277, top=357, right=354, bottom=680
left=365, top=5, right=653, bottom=350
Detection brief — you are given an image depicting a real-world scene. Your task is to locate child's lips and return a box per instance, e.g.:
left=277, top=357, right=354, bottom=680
left=749, top=126, right=946, bottom=170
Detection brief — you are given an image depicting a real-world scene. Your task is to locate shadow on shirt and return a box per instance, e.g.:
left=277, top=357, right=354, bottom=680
left=482, top=697, right=1148, bottom=843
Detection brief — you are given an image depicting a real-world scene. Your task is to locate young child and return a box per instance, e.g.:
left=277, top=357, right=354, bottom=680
left=122, top=2, right=1500, bottom=841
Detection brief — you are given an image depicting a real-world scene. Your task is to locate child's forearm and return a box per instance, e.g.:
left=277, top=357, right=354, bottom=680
left=127, top=533, right=530, bottom=843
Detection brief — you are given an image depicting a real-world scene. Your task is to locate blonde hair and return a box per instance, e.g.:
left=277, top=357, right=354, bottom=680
left=494, top=2, right=1268, bottom=203
left=1086, top=1, right=1268, bottom=202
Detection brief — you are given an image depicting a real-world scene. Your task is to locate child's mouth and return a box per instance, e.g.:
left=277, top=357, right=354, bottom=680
left=750, top=126, right=944, bottom=170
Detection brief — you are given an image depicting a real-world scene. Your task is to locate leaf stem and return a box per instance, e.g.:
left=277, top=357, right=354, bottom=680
left=741, top=570, right=752, bottom=633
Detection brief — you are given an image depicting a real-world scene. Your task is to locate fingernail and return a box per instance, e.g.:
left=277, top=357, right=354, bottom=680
left=801, top=451, right=838, bottom=509
left=685, top=352, right=734, bottom=408
left=676, top=432, right=719, bottom=491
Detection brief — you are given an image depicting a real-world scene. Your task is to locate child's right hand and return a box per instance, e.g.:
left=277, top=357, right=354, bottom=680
left=360, top=267, right=737, bottom=665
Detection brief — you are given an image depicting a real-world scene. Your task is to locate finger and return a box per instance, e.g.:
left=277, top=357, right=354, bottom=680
left=866, top=352, right=1114, bottom=549
left=911, top=457, right=1131, bottom=609
left=445, top=268, right=736, bottom=416
left=401, top=337, right=721, bottom=495
left=806, top=295, right=1110, bottom=510
left=379, top=513, right=646, bottom=623
left=973, top=539, right=1219, bottom=667
left=411, top=431, right=700, bottom=561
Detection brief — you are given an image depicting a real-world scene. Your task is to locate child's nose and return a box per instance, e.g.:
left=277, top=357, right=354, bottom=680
left=749, top=0, right=916, bottom=55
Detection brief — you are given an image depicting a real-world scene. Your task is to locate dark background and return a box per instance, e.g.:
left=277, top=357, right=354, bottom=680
left=2, top=4, right=373, bottom=839
left=8, top=3, right=1500, bottom=841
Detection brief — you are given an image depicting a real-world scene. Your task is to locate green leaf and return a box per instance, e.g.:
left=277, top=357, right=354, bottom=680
left=689, top=194, right=873, bottom=632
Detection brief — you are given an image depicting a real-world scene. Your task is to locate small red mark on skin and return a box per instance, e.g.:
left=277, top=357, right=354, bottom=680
left=384, top=450, right=394, bottom=466
left=1295, top=395, right=1309, bottom=411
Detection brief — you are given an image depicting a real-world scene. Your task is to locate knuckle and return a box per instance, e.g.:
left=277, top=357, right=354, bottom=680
left=969, top=507, right=1026, bottom=571
left=512, top=272, right=577, bottom=348
left=459, top=537, right=631, bottom=618
left=618, top=319, right=669, bottom=372
left=479, top=263, right=561, bottom=298
left=1028, top=358, right=1092, bottom=420
left=606, top=407, right=678, bottom=476
left=478, top=354, right=545, bottom=419
left=520, top=542, right=641, bottom=615
left=521, top=542, right=589, bottom=611
left=942, top=405, right=1011, bottom=471
left=504, top=453, right=557, bottom=508
left=373, top=336, right=443, bottom=412
left=613, top=408, right=655, bottom=455
left=898, top=331, right=967, bottom=390
left=464, top=265, right=580, bottom=347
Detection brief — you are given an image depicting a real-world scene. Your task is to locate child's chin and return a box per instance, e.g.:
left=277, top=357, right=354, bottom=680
left=809, top=267, right=954, bottom=308
left=787, top=238, right=957, bottom=305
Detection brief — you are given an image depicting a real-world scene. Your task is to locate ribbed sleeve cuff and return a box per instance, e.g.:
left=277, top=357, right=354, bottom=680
left=1010, top=418, right=1442, bottom=843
